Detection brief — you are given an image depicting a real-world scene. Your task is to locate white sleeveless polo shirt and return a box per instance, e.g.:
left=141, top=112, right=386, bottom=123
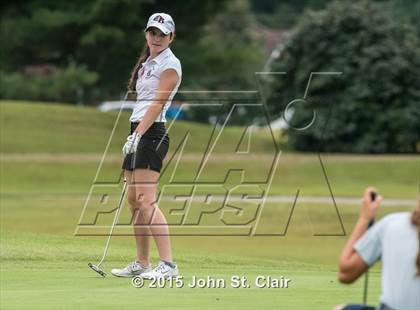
left=130, top=47, right=182, bottom=123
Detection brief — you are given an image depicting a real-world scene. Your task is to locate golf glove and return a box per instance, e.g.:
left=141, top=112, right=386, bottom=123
left=122, top=133, right=141, bottom=156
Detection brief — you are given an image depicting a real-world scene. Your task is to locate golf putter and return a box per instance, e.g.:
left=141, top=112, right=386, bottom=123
left=88, top=144, right=138, bottom=277
left=88, top=93, right=138, bottom=277
left=88, top=177, right=129, bottom=277
left=87, top=181, right=127, bottom=277
left=362, top=190, right=377, bottom=304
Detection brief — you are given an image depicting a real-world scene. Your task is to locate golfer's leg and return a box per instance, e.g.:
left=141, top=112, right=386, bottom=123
left=125, top=170, right=151, bottom=266
left=134, top=168, right=173, bottom=263
left=149, top=206, right=173, bottom=262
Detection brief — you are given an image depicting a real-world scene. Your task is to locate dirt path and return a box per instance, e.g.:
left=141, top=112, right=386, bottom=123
left=1, top=153, right=416, bottom=163
left=1, top=192, right=416, bottom=207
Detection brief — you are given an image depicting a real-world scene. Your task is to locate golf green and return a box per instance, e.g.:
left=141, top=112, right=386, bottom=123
left=0, top=101, right=416, bottom=309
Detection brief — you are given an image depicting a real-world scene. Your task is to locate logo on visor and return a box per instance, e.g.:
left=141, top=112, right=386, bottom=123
left=153, top=15, right=165, bottom=23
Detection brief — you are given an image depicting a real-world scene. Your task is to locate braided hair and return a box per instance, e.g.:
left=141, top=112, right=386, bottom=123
left=127, top=44, right=150, bottom=99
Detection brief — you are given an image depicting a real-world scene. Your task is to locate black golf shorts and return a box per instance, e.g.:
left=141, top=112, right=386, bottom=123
left=122, top=122, right=169, bottom=173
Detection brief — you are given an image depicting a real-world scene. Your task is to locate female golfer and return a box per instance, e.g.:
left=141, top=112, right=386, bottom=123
left=111, top=13, right=181, bottom=279
left=335, top=188, right=420, bottom=310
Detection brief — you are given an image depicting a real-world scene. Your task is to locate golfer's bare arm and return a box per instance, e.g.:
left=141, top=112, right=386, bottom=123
left=134, top=69, right=179, bottom=135
left=337, top=187, right=382, bottom=284
left=337, top=218, right=370, bottom=283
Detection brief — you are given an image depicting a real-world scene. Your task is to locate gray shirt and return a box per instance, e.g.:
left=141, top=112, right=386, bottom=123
left=354, top=212, right=420, bottom=310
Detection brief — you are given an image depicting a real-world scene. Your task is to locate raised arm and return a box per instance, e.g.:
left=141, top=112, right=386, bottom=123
left=338, top=187, right=382, bottom=283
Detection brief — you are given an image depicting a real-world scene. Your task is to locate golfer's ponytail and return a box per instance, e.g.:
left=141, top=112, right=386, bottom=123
left=127, top=44, right=150, bottom=95
left=411, top=205, right=420, bottom=276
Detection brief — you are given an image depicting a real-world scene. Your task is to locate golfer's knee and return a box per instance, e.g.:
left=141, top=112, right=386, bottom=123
left=129, top=195, right=154, bottom=211
left=127, top=193, right=137, bottom=207
left=127, top=192, right=147, bottom=208
left=131, top=200, right=156, bottom=224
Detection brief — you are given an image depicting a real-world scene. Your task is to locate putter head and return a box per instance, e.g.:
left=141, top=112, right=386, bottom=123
left=88, top=263, right=106, bottom=277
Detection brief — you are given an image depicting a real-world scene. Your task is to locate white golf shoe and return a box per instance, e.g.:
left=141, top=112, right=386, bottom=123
left=111, top=261, right=152, bottom=278
left=141, top=261, right=179, bottom=279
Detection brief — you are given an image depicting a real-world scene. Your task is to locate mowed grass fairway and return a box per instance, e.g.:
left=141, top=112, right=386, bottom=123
left=0, top=101, right=418, bottom=309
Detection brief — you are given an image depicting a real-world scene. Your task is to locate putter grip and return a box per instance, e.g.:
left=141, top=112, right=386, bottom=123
left=370, top=191, right=377, bottom=202
left=131, top=151, right=136, bottom=170
left=368, top=191, right=377, bottom=228
left=130, top=133, right=140, bottom=170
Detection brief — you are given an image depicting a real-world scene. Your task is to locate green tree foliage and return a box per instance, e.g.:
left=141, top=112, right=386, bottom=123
left=249, top=0, right=419, bottom=31
left=0, top=62, right=98, bottom=104
left=268, top=0, right=420, bottom=153
left=187, top=0, right=264, bottom=90
left=0, top=0, right=229, bottom=104
left=181, top=0, right=265, bottom=124
left=376, top=0, right=420, bottom=34
left=249, top=0, right=332, bottom=28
